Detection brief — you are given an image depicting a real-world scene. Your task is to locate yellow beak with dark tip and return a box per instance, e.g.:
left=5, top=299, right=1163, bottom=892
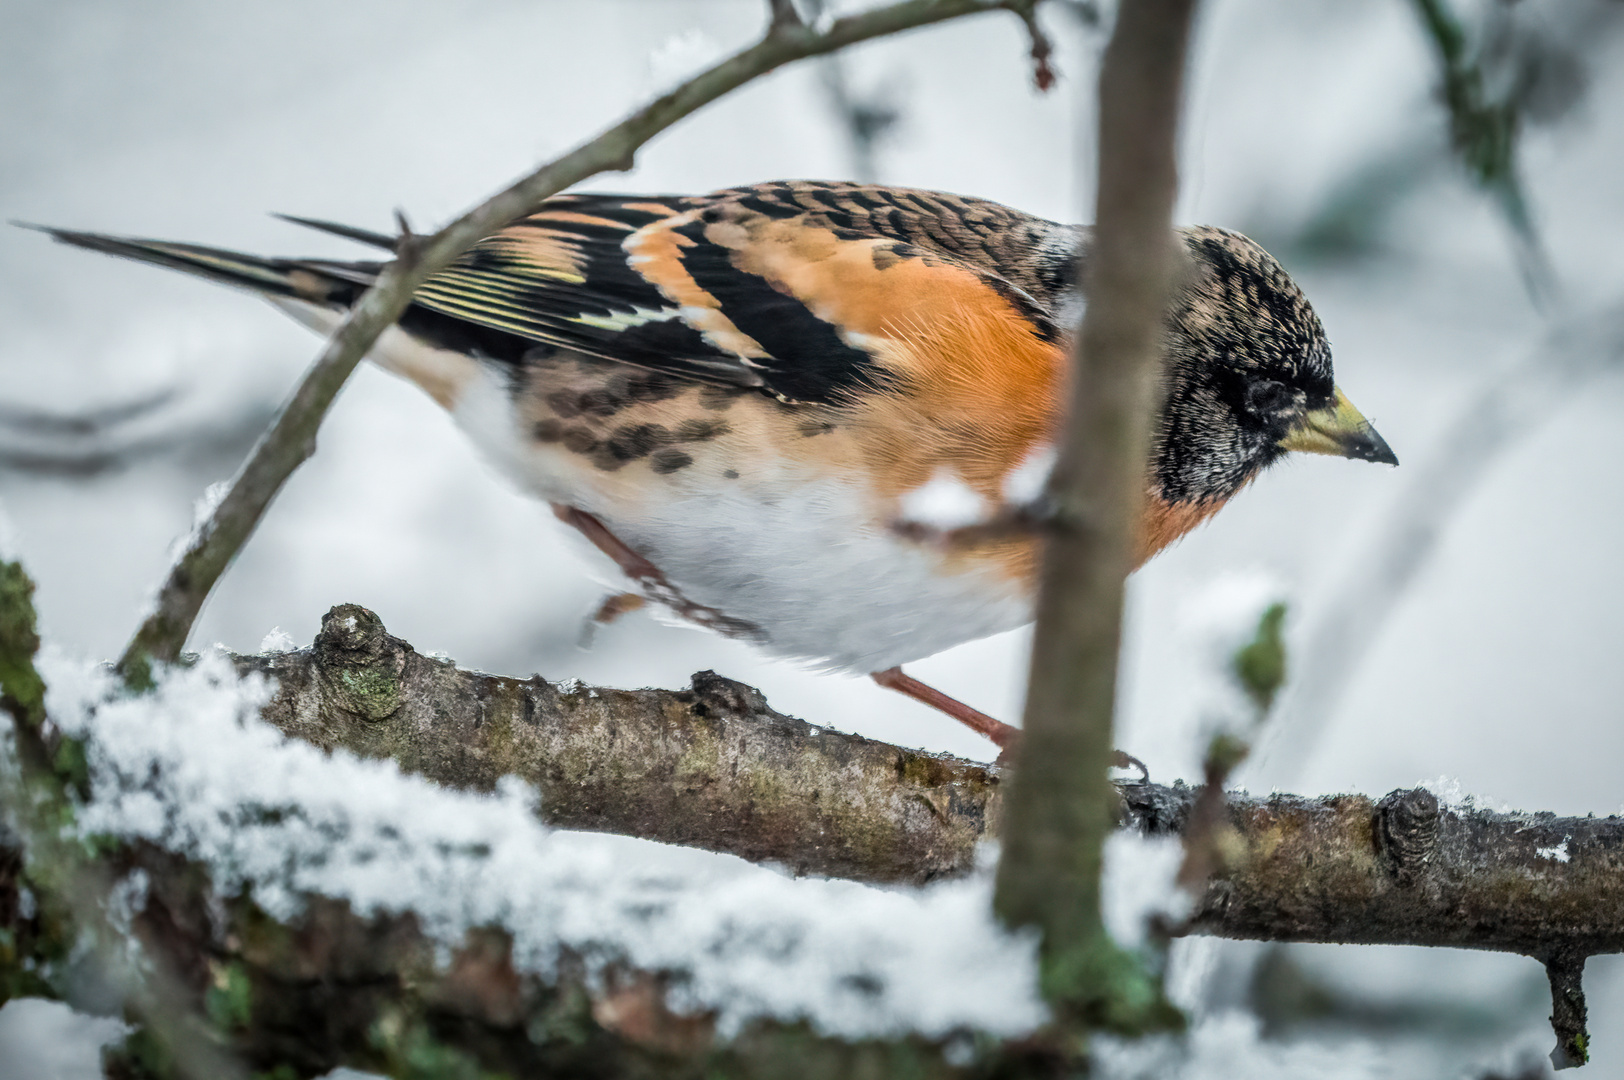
left=1279, top=387, right=1399, bottom=466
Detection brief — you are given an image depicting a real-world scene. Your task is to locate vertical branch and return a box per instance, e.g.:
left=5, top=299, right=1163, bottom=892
left=1545, top=949, right=1589, bottom=1070
left=993, top=0, right=1197, bottom=1026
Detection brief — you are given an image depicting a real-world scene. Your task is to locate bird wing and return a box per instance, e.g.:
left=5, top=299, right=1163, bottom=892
left=407, top=181, right=1064, bottom=405
left=27, top=182, right=1069, bottom=408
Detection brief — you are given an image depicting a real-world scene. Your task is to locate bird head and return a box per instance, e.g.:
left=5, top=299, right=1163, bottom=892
left=1153, top=226, right=1396, bottom=506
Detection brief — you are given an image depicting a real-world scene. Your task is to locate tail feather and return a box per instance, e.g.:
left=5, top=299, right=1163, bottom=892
left=13, top=221, right=376, bottom=306
left=271, top=213, right=397, bottom=251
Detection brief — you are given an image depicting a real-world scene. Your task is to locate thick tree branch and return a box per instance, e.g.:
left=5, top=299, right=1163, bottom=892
left=6, top=776, right=1612, bottom=1076
left=233, top=607, right=1624, bottom=966
left=9, top=602, right=1623, bottom=1069
left=114, top=0, right=1050, bottom=682
left=242, top=605, right=1001, bottom=886
left=229, top=607, right=1620, bottom=1063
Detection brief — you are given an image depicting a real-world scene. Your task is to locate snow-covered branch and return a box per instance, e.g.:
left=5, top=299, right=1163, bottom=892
left=228, top=605, right=1624, bottom=1068
left=7, top=597, right=1622, bottom=1071
left=240, top=604, right=1001, bottom=887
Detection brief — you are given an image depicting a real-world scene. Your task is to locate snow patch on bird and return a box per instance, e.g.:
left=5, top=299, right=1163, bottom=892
left=897, top=469, right=988, bottom=530
left=36, top=644, right=1046, bottom=1039
left=1002, top=443, right=1056, bottom=505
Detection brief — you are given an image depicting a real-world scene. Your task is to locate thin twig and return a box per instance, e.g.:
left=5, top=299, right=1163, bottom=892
left=1014, top=4, right=1058, bottom=91
left=1173, top=737, right=1246, bottom=893
left=766, top=0, right=805, bottom=33
left=113, top=0, right=1053, bottom=684
left=1250, top=305, right=1624, bottom=789
left=890, top=498, right=1054, bottom=548
left=1409, top=0, right=1554, bottom=304
left=993, top=0, right=1196, bottom=1028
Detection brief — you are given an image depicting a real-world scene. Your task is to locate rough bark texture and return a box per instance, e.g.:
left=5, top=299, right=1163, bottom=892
left=7, top=604, right=1623, bottom=1070
left=1163, top=787, right=1624, bottom=957
left=243, top=605, right=1001, bottom=886
left=237, top=607, right=1624, bottom=964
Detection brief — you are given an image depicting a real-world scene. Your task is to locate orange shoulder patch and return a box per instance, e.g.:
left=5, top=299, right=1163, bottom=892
left=624, top=211, right=771, bottom=361
left=710, top=216, right=1063, bottom=501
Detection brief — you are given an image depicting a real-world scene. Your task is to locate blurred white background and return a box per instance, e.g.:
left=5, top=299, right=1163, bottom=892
left=3, top=0, right=1623, bottom=1075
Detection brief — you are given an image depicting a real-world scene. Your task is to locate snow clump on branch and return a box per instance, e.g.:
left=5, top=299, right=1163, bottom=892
left=39, top=648, right=1047, bottom=1039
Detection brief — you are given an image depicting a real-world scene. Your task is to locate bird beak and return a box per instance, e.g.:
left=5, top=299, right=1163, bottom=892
left=1278, top=387, right=1398, bottom=465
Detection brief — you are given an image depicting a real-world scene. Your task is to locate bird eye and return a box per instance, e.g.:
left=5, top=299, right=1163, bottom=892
left=1245, top=379, right=1292, bottom=414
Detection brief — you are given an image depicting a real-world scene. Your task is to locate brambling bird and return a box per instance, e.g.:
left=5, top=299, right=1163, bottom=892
left=28, top=181, right=1396, bottom=750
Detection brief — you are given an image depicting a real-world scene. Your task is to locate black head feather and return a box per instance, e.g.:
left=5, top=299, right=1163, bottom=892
left=1154, top=226, right=1336, bottom=504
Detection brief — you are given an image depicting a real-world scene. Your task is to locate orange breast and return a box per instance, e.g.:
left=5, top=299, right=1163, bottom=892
left=1133, top=492, right=1227, bottom=568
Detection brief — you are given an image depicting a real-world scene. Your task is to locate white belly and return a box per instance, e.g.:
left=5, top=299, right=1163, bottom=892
left=600, top=474, right=1031, bottom=673
left=449, top=363, right=1033, bottom=673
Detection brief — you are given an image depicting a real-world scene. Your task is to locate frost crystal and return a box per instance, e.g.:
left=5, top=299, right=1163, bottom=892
left=258, top=626, right=297, bottom=653
left=897, top=469, right=987, bottom=530
left=165, top=480, right=232, bottom=562
left=1420, top=775, right=1513, bottom=814
left=1536, top=839, right=1571, bottom=863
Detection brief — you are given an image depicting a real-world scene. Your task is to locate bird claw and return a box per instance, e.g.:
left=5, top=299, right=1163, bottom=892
left=1111, top=749, right=1151, bottom=784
